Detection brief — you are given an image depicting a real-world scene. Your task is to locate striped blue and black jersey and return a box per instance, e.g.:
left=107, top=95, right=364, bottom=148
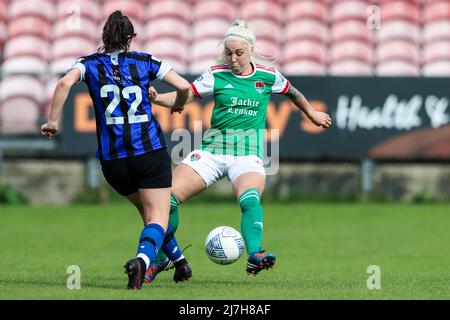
left=71, top=51, right=172, bottom=161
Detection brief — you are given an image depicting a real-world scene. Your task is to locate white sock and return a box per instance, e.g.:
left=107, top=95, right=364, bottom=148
left=174, top=255, right=185, bottom=263
left=136, top=253, right=150, bottom=269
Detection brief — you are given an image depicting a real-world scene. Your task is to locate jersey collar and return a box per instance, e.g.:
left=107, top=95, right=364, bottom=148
left=104, top=50, right=124, bottom=65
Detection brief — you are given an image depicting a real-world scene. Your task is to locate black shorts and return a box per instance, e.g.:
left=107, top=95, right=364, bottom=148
left=101, top=148, right=172, bottom=196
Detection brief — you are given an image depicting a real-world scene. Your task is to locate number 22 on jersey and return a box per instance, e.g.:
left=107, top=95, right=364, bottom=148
left=100, top=84, right=148, bottom=125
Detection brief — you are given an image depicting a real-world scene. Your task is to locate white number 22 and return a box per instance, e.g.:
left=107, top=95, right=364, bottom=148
left=100, top=84, right=148, bottom=125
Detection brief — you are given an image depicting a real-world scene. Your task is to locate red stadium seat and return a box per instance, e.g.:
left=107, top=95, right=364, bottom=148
left=188, top=58, right=219, bottom=75
left=102, top=0, right=145, bottom=23
left=0, top=76, right=45, bottom=105
left=192, top=19, right=231, bottom=41
left=376, top=40, right=420, bottom=65
left=53, top=17, right=98, bottom=41
left=330, top=40, right=374, bottom=64
left=331, top=20, right=375, bottom=43
left=377, top=20, right=421, bottom=44
left=248, top=19, right=282, bottom=44
left=7, top=16, right=52, bottom=40
left=331, top=0, right=370, bottom=22
left=166, top=59, right=188, bottom=75
left=329, top=60, right=373, bottom=76
left=51, top=37, right=97, bottom=60
left=193, top=0, right=237, bottom=21
left=375, top=60, right=420, bottom=76
left=9, top=0, right=54, bottom=21
left=145, top=0, right=191, bottom=22
left=56, top=0, right=102, bottom=22
left=0, top=20, right=5, bottom=44
left=190, top=38, right=223, bottom=62
left=423, top=60, right=450, bottom=77
left=423, top=21, right=450, bottom=43
left=381, top=0, right=420, bottom=23
left=282, top=60, right=327, bottom=76
left=145, top=38, right=188, bottom=64
left=2, top=56, right=47, bottom=76
left=241, top=0, right=283, bottom=23
left=423, top=40, right=450, bottom=64
left=254, top=39, right=281, bottom=59
left=3, top=36, right=50, bottom=61
left=423, top=0, right=450, bottom=23
left=0, top=0, right=6, bottom=21
left=0, top=98, right=40, bottom=134
left=285, top=0, right=328, bottom=22
left=322, top=0, right=380, bottom=4
left=49, top=57, right=79, bottom=75
left=145, top=18, right=190, bottom=42
left=283, top=40, right=327, bottom=65
left=390, top=0, right=421, bottom=2
left=285, top=19, right=328, bottom=43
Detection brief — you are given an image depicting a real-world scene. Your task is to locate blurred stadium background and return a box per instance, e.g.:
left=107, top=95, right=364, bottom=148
left=0, top=0, right=449, bottom=205
left=0, top=0, right=449, bottom=301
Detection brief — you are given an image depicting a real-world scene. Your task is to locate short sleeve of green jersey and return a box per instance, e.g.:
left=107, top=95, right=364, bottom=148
left=191, top=68, right=214, bottom=98
left=271, top=69, right=290, bottom=94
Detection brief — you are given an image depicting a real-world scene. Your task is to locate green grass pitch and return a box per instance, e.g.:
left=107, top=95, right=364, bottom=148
left=0, top=203, right=449, bottom=299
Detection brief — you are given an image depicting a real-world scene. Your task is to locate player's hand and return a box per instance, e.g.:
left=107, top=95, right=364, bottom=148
left=148, top=86, right=158, bottom=102
left=309, top=111, right=332, bottom=128
left=40, top=122, right=59, bottom=139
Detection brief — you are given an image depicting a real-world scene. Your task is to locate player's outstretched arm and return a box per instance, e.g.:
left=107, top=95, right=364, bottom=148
left=41, top=68, right=81, bottom=139
left=284, top=85, right=332, bottom=128
left=161, top=70, right=192, bottom=113
left=148, top=86, right=197, bottom=113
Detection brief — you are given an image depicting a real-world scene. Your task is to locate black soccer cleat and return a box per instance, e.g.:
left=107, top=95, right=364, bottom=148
left=124, top=258, right=146, bottom=290
left=246, top=250, right=276, bottom=275
left=173, top=258, right=192, bottom=283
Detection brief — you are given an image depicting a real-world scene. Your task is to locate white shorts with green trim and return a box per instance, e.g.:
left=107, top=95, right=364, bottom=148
left=181, top=150, right=265, bottom=187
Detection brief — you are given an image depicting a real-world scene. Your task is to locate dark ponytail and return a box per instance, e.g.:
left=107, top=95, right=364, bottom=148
left=99, top=10, right=136, bottom=53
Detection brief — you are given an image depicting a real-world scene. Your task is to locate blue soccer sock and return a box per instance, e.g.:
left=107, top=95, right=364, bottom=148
left=153, top=194, right=181, bottom=263
left=161, top=225, right=184, bottom=263
left=136, top=223, right=165, bottom=269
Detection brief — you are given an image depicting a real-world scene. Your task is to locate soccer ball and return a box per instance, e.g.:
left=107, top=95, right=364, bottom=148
left=205, top=226, right=245, bottom=265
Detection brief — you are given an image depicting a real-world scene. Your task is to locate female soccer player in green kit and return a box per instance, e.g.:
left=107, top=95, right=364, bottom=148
left=144, top=20, right=332, bottom=282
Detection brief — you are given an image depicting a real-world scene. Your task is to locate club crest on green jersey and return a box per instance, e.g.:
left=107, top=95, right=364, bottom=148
left=190, top=153, right=201, bottom=161
left=254, top=81, right=265, bottom=94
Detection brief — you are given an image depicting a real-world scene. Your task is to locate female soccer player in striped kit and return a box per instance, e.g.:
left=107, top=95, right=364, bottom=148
left=146, top=20, right=332, bottom=280
left=41, top=11, right=192, bottom=290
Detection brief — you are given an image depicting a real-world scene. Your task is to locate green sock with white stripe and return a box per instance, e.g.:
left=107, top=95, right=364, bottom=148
left=153, top=194, right=181, bottom=263
left=169, top=194, right=181, bottom=234
left=238, top=188, right=263, bottom=255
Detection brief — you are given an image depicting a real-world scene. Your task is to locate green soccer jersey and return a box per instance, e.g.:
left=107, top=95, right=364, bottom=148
left=191, top=63, right=290, bottom=158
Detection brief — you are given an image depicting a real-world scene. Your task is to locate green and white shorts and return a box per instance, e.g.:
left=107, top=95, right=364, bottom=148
left=181, top=150, right=265, bottom=187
